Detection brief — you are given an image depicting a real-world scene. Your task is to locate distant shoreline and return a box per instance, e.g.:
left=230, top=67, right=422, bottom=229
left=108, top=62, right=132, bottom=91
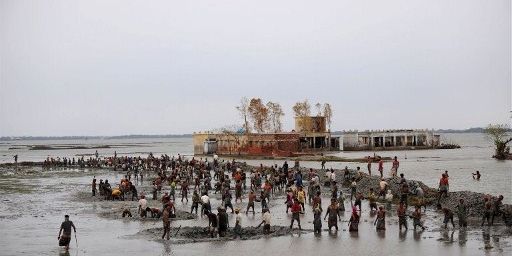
left=1, top=127, right=509, bottom=141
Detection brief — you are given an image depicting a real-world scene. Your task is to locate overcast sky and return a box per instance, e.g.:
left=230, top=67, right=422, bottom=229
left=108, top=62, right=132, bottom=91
left=0, top=0, right=510, bottom=136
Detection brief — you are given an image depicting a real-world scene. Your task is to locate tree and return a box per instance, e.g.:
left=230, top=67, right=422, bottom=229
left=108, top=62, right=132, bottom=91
left=292, top=100, right=311, bottom=117
left=293, top=100, right=312, bottom=132
left=315, top=103, right=322, bottom=116
left=323, top=103, right=333, bottom=131
left=248, top=98, right=269, bottom=133
left=236, top=97, right=250, bottom=134
left=267, top=101, right=285, bottom=132
left=485, top=124, right=512, bottom=160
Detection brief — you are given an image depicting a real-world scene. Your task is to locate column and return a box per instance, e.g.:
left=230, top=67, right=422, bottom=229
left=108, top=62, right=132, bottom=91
left=393, top=136, right=396, bottom=147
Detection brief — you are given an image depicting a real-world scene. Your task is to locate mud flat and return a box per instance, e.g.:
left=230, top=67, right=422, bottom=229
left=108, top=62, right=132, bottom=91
left=127, top=226, right=312, bottom=244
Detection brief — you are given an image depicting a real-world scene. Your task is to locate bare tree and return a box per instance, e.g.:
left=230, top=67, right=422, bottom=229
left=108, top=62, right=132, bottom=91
left=315, top=103, right=322, bottom=116
left=267, top=101, right=285, bottom=132
left=236, top=97, right=250, bottom=134
left=323, top=103, right=333, bottom=131
left=485, top=124, right=512, bottom=160
left=248, top=98, right=269, bottom=133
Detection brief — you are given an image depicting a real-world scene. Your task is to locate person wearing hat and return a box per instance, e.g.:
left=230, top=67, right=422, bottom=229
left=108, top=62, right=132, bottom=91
left=58, top=215, right=76, bottom=250
left=233, top=208, right=242, bottom=239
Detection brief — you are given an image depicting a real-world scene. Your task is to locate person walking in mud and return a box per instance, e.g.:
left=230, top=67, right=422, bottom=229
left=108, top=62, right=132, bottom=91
left=374, top=206, right=386, bottom=231
left=412, top=206, right=426, bottom=231
left=191, top=190, right=200, bottom=214
left=162, top=204, right=171, bottom=240
left=138, top=195, right=148, bottom=218
left=349, top=206, right=360, bottom=232
left=324, top=198, right=340, bottom=232
left=246, top=190, right=256, bottom=214
left=491, top=195, right=504, bottom=226
left=456, top=198, right=468, bottom=228
left=437, top=173, right=449, bottom=204
left=350, top=178, right=357, bottom=201
left=92, top=176, right=97, bottom=197
left=58, top=215, right=76, bottom=250
left=367, top=156, right=372, bottom=176
left=391, top=156, right=399, bottom=177
left=397, top=201, right=408, bottom=231
left=290, top=199, right=302, bottom=230
left=207, top=210, right=218, bottom=238
left=378, top=157, right=384, bottom=178
left=233, top=208, right=242, bottom=239
left=217, top=207, right=229, bottom=237
left=442, top=207, right=455, bottom=229
left=181, top=180, right=189, bottom=203
left=13, top=154, right=18, bottom=164
left=256, top=208, right=272, bottom=234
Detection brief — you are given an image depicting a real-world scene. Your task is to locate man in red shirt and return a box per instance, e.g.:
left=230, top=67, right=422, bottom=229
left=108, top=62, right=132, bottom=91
left=290, top=199, right=302, bottom=230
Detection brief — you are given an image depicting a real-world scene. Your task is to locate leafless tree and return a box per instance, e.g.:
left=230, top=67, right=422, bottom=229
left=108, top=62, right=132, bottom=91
left=323, top=103, right=333, bottom=131
left=267, top=101, right=285, bottom=132
left=236, top=97, right=250, bottom=134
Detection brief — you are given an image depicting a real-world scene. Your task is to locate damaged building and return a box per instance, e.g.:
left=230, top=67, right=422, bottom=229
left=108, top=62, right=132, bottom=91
left=342, top=129, right=441, bottom=151
left=193, top=116, right=340, bottom=156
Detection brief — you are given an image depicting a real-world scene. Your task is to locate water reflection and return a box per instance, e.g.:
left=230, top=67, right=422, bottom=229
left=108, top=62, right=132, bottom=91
left=162, top=241, right=172, bottom=256
left=377, top=230, right=386, bottom=239
left=349, top=231, right=359, bottom=239
left=399, top=229, right=407, bottom=241
left=440, top=230, right=454, bottom=243
left=413, top=230, right=424, bottom=241
left=458, top=230, right=467, bottom=246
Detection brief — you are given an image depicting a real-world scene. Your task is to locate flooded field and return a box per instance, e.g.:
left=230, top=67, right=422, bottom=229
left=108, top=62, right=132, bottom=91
left=0, top=166, right=510, bottom=256
left=0, top=133, right=511, bottom=255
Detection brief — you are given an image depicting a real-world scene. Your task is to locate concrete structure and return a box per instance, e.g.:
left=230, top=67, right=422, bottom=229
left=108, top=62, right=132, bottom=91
left=342, top=129, right=441, bottom=151
left=193, top=116, right=340, bottom=156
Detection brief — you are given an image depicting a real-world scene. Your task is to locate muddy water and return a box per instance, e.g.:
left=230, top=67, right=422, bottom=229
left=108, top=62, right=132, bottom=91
left=0, top=167, right=510, bottom=256
left=1, top=134, right=511, bottom=203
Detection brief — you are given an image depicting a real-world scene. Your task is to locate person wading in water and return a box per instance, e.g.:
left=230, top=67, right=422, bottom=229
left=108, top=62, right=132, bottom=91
left=58, top=215, right=77, bottom=250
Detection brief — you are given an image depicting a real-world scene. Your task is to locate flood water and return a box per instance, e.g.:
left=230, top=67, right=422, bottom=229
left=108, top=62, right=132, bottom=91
left=0, top=133, right=511, bottom=255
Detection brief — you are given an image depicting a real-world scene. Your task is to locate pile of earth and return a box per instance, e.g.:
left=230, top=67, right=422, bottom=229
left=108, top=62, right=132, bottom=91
left=129, top=225, right=312, bottom=244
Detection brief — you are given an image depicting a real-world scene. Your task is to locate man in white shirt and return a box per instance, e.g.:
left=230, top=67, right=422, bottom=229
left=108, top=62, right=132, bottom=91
left=201, top=193, right=211, bottom=215
left=138, top=195, right=148, bottom=218
left=379, top=178, right=388, bottom=199
left=258, top=208, right=271, bottom=234
left=233, top=208, right=242, bottom=238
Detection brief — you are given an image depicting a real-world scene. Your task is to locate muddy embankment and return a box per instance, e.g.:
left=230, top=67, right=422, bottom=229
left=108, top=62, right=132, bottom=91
left=128, top=226, right=312, bottom=244
left=311, top=167, right=512, bottom=226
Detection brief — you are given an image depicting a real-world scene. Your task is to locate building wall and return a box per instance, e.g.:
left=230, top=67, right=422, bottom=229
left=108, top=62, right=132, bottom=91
left=294, top=116, right=326, bottom=133
left=193, top=132, right=301, bottom=156
left=342, top=130, right=440, bottom=151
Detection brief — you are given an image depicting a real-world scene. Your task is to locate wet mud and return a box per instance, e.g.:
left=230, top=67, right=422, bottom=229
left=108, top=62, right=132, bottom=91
left=129, top=226, right=313, bottom=244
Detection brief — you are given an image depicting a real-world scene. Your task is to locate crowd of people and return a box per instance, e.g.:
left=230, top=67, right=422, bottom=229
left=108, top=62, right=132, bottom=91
left=81, top=152, right=508, bottom=241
